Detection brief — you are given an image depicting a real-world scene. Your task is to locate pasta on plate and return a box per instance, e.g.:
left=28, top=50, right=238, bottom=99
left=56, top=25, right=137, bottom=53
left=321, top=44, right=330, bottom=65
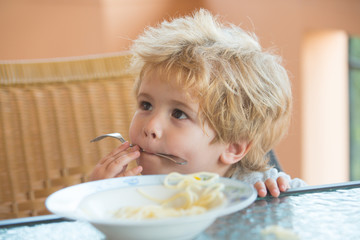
left=112, top=172, right=226, bottom=220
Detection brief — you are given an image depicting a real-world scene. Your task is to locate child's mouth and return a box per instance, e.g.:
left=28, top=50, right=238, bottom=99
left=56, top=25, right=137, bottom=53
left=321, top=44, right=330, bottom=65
left=138, top=147, right=187, bottom=165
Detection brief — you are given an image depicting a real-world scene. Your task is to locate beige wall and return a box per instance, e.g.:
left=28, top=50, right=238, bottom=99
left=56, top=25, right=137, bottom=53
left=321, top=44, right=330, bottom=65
left=1, top=0, right=360, bottom=185
left=302, top=31, right=349, bottom=184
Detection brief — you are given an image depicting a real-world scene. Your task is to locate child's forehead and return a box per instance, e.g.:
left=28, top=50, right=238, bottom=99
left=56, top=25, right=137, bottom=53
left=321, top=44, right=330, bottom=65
left=139, top=66, right=201, bottom=99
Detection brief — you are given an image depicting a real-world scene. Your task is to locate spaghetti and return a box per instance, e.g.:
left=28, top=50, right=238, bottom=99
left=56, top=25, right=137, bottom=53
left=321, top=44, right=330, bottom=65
left=113, top=172, right=225, bottom=220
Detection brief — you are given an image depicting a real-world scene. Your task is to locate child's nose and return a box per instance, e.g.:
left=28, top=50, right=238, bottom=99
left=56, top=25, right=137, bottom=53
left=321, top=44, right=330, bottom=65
left=143, top=116, right=163, bottom=139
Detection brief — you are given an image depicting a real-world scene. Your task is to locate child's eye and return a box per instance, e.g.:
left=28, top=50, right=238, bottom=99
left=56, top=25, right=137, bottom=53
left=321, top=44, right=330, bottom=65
left=139, top=101, right=152, bottom=111
left=172, top=109, right=188, bottom=119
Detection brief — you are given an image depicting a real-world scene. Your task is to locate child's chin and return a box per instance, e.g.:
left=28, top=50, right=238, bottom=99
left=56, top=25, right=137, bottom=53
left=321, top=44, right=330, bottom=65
left=140, top=163, right=171, bottom=176
left=140, top=168, right=162, bottom=175
left=137, top=160, right=159, bottom=175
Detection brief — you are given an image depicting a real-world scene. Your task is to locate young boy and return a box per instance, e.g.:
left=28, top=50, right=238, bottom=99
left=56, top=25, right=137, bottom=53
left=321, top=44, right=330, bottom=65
left=90, top=9, right=306, bottom=197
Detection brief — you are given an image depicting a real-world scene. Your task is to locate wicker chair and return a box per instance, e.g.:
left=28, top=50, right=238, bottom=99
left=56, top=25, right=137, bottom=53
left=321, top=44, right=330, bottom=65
left=0, top=53, right=136, bottom=219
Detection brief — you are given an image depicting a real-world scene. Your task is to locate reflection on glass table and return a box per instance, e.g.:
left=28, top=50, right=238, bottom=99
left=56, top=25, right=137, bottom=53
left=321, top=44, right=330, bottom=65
left=1, top=181, right=359, bottom=240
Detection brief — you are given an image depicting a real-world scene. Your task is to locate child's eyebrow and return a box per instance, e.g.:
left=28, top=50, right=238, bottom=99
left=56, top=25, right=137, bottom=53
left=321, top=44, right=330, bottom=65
left=170, top=100, right=197, bottom=114
left=136, top=93, right=153, bottom=101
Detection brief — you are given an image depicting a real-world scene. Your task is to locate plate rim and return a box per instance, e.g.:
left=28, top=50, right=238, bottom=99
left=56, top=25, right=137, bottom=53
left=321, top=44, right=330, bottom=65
left=46, top=174, right=257, bottom=225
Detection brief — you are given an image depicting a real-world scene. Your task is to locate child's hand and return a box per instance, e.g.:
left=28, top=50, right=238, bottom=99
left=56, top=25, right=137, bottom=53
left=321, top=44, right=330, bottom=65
left=254, top=176, right=290, bottom=197
left=89, top=142, right=143, bottom=181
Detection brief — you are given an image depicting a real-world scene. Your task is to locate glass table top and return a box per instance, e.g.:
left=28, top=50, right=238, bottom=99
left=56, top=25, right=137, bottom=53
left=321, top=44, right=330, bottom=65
left=1, top=183, right=360, bottom=240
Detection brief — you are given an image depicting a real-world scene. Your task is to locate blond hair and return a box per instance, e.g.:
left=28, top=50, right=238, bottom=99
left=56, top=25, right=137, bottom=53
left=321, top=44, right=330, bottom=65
left=130, top=9, right=292, bottom=176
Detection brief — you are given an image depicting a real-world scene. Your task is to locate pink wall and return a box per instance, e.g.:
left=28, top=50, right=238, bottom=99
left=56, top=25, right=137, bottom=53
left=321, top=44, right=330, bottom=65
left=0, top=0, right=203, bottom=60
left=1, top=0, right=360, bottom=184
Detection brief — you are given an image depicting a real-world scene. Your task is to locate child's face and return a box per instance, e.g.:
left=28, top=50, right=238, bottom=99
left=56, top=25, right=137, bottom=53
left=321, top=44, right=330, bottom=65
left=129, top=70, right=229, bottom=176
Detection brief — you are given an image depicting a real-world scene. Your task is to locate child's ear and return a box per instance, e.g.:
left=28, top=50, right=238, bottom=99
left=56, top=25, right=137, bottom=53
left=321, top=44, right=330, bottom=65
left=220, top=141, right=251, bottom=165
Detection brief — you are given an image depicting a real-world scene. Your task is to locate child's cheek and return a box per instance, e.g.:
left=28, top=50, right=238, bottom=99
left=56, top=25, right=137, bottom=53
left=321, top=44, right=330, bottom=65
left=129, top=127, right=138, bottom=144
left=129, top=112, right=141, bottom=143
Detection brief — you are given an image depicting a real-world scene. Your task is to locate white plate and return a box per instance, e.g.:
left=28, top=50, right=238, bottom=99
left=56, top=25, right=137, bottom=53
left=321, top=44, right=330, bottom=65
left=46, top=175, right=256, bottom=240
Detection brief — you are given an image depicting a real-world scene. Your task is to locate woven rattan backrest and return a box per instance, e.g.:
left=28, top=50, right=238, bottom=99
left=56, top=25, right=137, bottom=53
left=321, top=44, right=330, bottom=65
left=0, top=53, right=136, bottom=219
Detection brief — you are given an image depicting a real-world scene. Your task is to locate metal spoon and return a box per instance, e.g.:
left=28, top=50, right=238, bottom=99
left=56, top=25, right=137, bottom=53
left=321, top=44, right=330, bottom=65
left=90, top=133, right=187, bottom=165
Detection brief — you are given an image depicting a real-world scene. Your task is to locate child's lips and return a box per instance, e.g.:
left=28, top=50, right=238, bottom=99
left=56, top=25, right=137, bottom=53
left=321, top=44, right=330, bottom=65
left=142, top=149, right=166, bottom=157
left=137, top=145, right=164, bottom=156
left=135, top=145, right=187, bottom=165
left=138, top=147, right=157, bottom=155
left=140, top=149, right=187, bottom=165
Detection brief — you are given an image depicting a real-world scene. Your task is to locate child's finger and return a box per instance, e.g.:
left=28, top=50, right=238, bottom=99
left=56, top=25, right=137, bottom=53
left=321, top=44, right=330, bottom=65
left=106, top=151, right=140, bottom=176
left=89, top=164, right=114, bottom=181
left=100, top=142, right=131, bottom=164
left=90, top=146, right=140, bottom=181
left=254, top=181, right=267, bottom=197
left=113, top=144, right=140, bottom=159
left=117, top=165, right=143, bottom=177
left=277, top=176, right=290, bottom=192
left=265, top=178, right=280, bottom=197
